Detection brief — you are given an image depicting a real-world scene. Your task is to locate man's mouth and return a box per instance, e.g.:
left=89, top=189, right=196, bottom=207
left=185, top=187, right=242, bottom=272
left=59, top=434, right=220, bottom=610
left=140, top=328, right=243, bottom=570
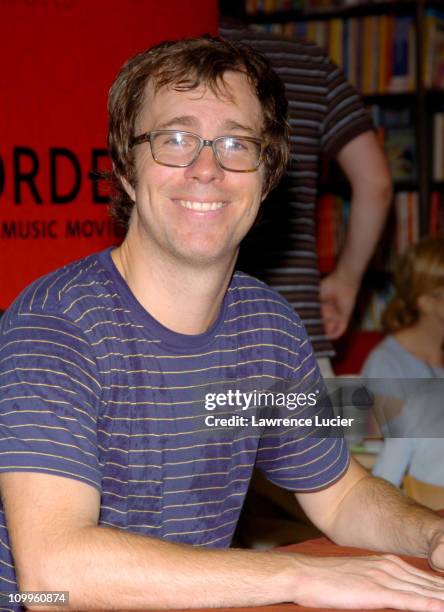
left=175, top=200, right=227, bottom=212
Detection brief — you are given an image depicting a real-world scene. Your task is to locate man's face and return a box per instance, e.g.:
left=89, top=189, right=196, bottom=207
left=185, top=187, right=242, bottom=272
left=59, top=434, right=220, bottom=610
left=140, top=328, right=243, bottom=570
left=124, top=71, right=266, bottom=268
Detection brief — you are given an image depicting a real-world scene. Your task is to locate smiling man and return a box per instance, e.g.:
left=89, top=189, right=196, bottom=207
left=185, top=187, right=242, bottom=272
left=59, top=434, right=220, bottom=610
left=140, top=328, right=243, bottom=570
left=1, top=36, right=444, bottom=612
left=112, top=68, right=268, bottom=332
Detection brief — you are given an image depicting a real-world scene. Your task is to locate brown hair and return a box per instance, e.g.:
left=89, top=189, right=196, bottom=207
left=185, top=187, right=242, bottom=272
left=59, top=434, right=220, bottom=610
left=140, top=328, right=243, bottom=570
left=107, top=35, right=289, bottom=228
left=382, top=237, right=444, bottom=333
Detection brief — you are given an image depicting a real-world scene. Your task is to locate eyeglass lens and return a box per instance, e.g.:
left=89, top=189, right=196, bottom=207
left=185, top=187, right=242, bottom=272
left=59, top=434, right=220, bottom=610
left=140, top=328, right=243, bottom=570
left=151, top=131, right=261, bottom=171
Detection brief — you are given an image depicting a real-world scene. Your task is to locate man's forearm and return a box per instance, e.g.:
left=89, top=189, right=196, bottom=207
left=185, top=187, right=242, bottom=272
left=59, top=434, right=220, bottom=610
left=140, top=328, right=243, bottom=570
left=29, top=524, right=298, bottom=610
left=328, top=473, right=443, bottom=558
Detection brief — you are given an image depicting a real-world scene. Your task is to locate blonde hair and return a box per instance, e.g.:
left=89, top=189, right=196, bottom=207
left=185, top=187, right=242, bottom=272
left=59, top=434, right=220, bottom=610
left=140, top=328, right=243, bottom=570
left=382, top=237, right=444, bottom=333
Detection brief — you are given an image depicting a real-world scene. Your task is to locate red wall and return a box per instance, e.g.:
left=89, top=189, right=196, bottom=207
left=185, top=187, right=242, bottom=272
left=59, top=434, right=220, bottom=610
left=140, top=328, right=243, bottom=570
left=0, top=0, right=218, bottom=309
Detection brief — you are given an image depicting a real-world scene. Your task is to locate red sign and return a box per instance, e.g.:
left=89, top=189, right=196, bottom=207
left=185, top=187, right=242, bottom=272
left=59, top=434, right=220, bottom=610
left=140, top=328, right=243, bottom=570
left=0, top=0, right=218, bottom=308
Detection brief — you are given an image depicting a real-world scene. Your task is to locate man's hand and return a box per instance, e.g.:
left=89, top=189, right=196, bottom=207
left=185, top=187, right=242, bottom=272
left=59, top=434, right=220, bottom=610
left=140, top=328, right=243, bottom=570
left=319, top=271, right=359, bottom=339
left=429, top=528, right=444, bottom=572
left=291, top=553, right=444, bottom=610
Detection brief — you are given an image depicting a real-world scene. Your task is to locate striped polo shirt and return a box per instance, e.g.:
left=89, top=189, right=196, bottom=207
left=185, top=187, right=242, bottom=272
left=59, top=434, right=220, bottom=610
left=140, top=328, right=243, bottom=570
left=0, top=249, right=349, bottom=601
left=221, top=21, right=375, bottom=356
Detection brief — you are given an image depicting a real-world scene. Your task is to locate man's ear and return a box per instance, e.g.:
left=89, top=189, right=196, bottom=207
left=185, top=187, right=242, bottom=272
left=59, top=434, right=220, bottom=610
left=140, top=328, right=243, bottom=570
left=120, top=176, right=136, bottom=202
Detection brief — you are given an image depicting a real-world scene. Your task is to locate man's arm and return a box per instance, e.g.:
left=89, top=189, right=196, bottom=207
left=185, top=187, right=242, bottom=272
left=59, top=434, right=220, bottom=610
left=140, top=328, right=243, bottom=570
left=297, top=456, right=444, bottom=566
left=0, top=472, right=296, bottom=610
left=3, top=469, right=444, bottom=611
left=320, top=130, right=393, bottom=339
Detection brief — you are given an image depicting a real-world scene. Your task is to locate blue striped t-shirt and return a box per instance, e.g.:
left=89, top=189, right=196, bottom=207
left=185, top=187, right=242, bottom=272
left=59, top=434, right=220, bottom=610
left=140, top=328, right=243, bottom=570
left=0, top=248, right=349, bottom=599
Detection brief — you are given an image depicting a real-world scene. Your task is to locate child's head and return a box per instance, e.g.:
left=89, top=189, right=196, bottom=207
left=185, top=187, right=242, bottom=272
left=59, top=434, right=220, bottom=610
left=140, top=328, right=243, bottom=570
left=382, top=237, right=444, bottom=333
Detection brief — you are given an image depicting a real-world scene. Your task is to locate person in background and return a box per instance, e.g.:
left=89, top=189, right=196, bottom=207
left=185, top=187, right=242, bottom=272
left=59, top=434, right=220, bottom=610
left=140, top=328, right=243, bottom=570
left=220, top=16, right=393, bottom=373
left=362, top=237, right=444, bottom=489
left=220, top=14, right=393, bottom=546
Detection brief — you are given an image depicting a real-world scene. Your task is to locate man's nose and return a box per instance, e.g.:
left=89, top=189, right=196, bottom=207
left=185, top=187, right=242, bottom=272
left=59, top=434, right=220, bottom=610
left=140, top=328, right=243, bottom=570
left=184, top=144, right=224, bottom=183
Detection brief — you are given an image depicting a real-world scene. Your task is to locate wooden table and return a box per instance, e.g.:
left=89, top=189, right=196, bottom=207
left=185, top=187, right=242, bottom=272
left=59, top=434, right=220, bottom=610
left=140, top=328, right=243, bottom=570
left=140, top=536, right=439, bottom=612
left=118, top=511, right=444, bottom=612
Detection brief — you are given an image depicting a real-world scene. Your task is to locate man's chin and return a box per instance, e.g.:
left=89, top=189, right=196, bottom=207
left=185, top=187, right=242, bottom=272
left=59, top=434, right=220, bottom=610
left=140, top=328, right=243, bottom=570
left=175, top=245, right=239, bottom=270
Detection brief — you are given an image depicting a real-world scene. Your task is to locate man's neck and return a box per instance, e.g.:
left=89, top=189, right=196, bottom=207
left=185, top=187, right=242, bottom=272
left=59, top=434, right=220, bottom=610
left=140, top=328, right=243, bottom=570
left=111, top=239, right=237, bottom=336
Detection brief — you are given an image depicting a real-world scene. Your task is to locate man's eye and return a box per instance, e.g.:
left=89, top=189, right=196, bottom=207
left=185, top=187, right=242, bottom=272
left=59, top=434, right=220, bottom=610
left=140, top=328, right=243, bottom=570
left=232, top=141, right=247, bottom=151
left=164, top=136, right=193, bottom=148
left=225, top=138, right=248, bottom=152
left=165, top=137, right=183, bottom=146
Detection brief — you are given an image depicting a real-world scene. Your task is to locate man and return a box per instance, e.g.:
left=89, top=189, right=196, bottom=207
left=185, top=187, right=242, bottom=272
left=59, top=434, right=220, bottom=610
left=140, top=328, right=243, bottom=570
left=0, top=37, right=444, bottom=611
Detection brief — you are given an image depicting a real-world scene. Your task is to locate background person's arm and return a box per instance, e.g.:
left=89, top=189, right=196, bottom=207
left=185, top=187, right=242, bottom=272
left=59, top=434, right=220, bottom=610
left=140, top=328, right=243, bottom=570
left=372, top=437, right=414, bottom=486
left=3, top=469, right=444, bottom=611
left=320, top=131, right=393, bottom=339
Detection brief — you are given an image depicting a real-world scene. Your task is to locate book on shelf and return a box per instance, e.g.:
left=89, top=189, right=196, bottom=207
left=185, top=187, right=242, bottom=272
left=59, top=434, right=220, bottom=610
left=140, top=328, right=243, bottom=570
left=346, top=18, right=358, bottom=88
left=394, top=191, right=419, bottom=255
left=329, top=18, right=343, bottom=67
left=378, top=15, right=393, bottom=94
left=315, top=194, right=350, bottom=274
left=385, top=127, right=416, bottom=182
left=424, top=9, right=444, bottom=89
left=430, top=192, right=444, bottom=236
left=361, top=15, right=373, bottom=94
left=316, top=194, right=336, bottom=274
left=388, top=16, right=416, bottom=94
left=369, top=106, right=417, bottom=182
left=433, top=113, right=444, bottom=182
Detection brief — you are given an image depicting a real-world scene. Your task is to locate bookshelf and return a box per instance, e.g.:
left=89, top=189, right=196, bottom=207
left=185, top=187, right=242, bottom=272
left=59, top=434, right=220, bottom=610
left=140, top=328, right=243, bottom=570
left=220, top=0, right=444, bottom=336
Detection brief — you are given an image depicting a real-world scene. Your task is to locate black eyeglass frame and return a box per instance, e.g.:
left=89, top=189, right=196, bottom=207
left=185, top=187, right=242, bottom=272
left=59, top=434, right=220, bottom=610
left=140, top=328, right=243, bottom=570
left=129, top=130, right=268, bottom=173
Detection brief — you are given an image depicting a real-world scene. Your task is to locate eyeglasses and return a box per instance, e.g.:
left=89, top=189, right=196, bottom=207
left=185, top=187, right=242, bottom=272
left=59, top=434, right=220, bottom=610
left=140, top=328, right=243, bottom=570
left=130, top=130, right=267, bottom=172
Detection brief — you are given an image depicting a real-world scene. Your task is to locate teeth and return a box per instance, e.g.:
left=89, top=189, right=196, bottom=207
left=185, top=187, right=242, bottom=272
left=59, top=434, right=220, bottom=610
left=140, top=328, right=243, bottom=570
left=177, top=200, right=225, bottom=211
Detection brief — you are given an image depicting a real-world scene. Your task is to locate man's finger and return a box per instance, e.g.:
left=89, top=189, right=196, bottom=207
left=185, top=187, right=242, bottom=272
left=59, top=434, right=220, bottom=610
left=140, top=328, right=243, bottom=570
left=383, top=589, right=444, bottom=612
left=378, top=555, right=444, bottom=587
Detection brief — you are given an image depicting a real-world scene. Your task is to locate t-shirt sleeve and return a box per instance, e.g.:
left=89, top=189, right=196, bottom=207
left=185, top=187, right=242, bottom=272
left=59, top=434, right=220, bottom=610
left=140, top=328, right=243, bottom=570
left=255, top=317, right=349, bottom=492
left=0, top=306, right=102, bottom=491
left=320, top=56, right=374, bottom=158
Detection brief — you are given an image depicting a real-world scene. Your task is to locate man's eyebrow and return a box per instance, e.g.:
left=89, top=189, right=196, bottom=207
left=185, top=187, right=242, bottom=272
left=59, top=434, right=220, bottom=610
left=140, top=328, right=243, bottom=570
left=222, top=120, right=256, bottom=134
left=156, top=116, right=197, bottom=129
left=156, top=117, right=257, bottom=134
